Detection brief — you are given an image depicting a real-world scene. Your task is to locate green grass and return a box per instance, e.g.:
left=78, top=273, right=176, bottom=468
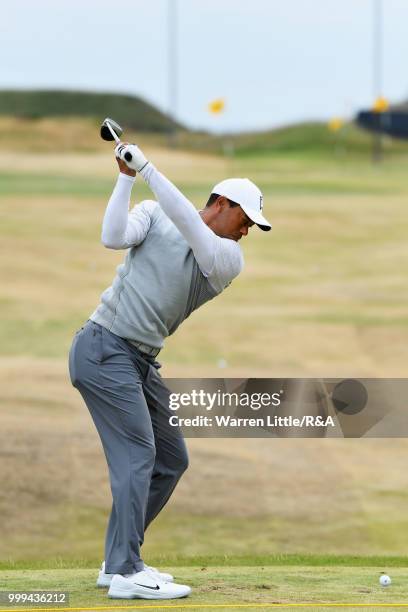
left=1, top=555, right=408, bottom=571
left=0, top=173, right=114, bottom=197
left=0, top=564, right=407, bottom=610
left=0, top=164, right=400, bottom=198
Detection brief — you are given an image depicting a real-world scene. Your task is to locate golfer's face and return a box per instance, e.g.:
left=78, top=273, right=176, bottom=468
left=219, top=205, right=254, bottom=241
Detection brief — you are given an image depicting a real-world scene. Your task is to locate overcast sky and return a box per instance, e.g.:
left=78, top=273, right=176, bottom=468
left=1, top=0, right=408, bottom=133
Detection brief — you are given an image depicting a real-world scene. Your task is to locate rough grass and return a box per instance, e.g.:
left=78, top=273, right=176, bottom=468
left=2, top=361, right=408, bottom=562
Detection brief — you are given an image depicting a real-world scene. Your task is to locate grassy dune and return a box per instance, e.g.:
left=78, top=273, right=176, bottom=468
left=1, top=119, right=408, bottom=608
left=0, top=90, right=182, bottom=133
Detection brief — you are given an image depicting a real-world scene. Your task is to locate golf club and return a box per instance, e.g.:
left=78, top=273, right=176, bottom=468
left=100, top=117, right=133, bottom=163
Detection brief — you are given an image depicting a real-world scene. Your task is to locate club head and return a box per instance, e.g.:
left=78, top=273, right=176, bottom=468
left=100, top=117, right=123, bottom=141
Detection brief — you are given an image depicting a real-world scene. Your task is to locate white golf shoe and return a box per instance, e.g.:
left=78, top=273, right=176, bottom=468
left=97, top=561, right=174, bottom=587
left=97, top=562, right=113, bottom=587
left=144, top=564, right=174, bottom=583
left=108, top=570, right=191, bottom=600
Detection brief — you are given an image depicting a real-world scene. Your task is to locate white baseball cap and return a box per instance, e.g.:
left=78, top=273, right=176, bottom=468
left=211, top=178, right=271, bottom=231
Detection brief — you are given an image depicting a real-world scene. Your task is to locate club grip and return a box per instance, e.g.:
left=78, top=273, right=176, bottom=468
left=124, top=151, right=133, bottom=162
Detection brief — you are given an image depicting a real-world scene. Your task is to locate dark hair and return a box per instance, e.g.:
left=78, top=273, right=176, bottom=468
left=205, top=193, right=240, bottom=208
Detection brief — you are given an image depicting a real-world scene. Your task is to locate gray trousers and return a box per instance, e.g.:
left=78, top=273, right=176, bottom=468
left=68, top=320, right=188, bottom=574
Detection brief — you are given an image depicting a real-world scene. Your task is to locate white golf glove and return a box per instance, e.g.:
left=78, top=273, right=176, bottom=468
left=115, top=143, right=148, bottom=172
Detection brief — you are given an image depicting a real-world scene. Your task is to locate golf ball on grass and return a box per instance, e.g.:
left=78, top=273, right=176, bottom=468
left=379, top=574, right=391, bottom=587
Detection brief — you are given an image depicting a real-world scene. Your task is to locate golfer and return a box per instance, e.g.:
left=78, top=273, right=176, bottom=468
left=68, top=141, right=271, bottom=600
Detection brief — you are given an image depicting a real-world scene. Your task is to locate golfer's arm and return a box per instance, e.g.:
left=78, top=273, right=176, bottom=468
left=101, top=174, right=151, bottom=249
left=140, top=163, right=216, bottom=274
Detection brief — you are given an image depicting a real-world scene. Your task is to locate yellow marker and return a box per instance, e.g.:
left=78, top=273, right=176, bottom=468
left=208, top=98, right=225, bottom=114
left=373, top=96, right=389, bottom=113
left=327, top=117, right=344, bottom=132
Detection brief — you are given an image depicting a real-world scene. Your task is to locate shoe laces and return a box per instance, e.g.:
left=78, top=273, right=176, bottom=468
left=143, top=565, right=159, bottom=577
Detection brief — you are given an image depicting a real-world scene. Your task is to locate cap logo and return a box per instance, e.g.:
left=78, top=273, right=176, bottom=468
left=260, top=195, right=263, bottom=211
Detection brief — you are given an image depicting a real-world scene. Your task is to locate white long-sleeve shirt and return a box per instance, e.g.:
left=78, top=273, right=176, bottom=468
left=100, top=164, right=244, bottom=293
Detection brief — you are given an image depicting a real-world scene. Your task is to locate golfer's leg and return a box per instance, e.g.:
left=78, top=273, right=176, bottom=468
left=142, top=366, right=189, bottom=531
left=69, top=321, right=155, bottom=574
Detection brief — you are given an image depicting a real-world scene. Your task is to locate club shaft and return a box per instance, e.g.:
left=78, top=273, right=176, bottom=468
left=106, top=121, right=121, bottom=144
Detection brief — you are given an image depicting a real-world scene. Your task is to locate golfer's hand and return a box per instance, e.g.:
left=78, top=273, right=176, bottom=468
left=115, top=147, right=136, bottom=177
left=115, top=142, right=148, bottom=173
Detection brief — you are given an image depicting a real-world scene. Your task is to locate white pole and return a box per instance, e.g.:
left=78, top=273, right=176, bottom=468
left=373, top=0, right=383, bottom=162
left=373, top=0, right=383, bottom=99
left=168, top=0, right=178, bottom=147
